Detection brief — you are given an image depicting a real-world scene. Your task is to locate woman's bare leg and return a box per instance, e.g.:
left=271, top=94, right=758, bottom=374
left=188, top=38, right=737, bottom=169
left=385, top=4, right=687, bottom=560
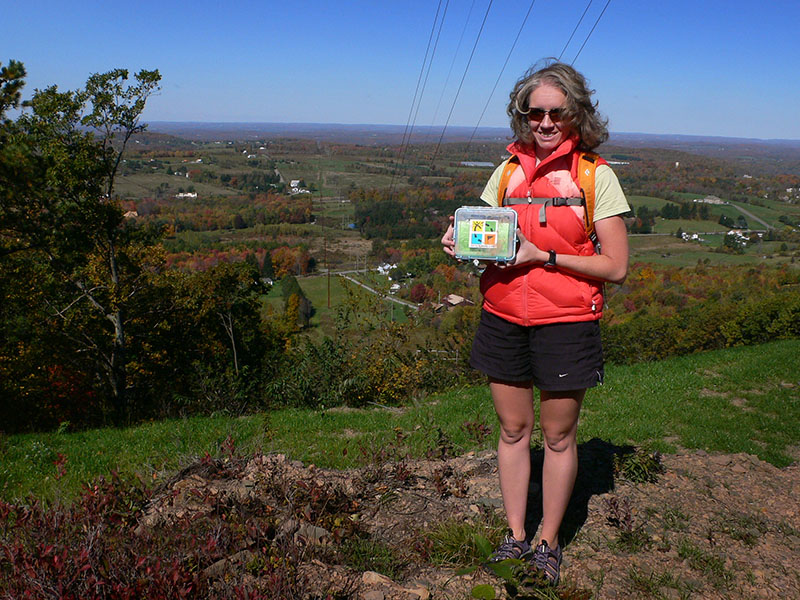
left=538, top=389, right=584, bottom=547
left=490, top=378, right=535, bottom=541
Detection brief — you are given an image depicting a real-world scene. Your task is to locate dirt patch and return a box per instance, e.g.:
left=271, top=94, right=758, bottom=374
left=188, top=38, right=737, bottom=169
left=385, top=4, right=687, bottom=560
left=139, top=444, right=799, bottom=599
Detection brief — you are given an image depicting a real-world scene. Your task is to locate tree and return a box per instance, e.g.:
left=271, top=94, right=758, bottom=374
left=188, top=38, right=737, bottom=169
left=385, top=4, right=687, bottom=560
left=0, top=62, right=161, bottom=425
left=281, top=274, right=313, bottom=328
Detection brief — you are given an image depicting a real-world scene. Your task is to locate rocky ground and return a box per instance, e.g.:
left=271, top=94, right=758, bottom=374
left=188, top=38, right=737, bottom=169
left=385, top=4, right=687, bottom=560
left=138, top=442, right=799, bottom=599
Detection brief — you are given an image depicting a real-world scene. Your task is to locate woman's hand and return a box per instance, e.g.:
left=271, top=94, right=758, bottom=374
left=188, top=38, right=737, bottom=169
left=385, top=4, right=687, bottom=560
left=441, top=216, right=456, bottom=257
left=500, top=228, right=547, bottom=268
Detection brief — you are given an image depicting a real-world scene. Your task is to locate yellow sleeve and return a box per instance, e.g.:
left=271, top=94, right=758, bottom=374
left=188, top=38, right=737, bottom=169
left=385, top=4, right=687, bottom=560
left=593, top=164, right=630, bottom=222
left=479, top=162, right=507, bottom=206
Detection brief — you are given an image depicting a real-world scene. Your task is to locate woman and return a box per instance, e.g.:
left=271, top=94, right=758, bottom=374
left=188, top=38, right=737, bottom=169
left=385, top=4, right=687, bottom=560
left=442, top=60, right=629, bottom=585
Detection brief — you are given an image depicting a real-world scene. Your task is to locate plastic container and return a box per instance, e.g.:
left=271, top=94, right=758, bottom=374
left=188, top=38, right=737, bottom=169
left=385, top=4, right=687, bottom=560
left=453, top=206, right=518, bottom=262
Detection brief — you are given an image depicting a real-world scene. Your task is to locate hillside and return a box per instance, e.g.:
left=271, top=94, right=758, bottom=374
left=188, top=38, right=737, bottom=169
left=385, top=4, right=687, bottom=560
left=125, top=444, right=800, bottom=599
left=3, top=339, right=799, bottom=599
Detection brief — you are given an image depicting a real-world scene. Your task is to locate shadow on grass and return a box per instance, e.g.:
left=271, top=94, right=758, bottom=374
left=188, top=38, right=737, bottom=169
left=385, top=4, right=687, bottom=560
left=523, top=437, right=633, bottom=547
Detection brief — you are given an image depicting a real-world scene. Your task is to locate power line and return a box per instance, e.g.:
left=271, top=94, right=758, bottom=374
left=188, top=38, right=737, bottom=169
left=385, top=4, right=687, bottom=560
left=572, top=0, right=612, bottom=64
left=558, top=0, right=593, bottom=61
left=430, top=0, right=494, bottom=167
left=424, top=0, right=478, bottom=144
left=389, top=0, right=445, bottom=197
left=465, top=0, right=538, bottom=152
left=405, top=0, right=451, bottom=155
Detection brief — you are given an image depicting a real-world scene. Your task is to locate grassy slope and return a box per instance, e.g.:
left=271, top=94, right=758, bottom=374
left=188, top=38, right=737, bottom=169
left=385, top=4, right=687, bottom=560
left=2, top=339, right=798, bottom=504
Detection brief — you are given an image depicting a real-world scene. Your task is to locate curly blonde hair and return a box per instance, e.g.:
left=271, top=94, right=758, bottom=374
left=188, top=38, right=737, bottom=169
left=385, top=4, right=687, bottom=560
left=507, top=60, right=608, bottom=150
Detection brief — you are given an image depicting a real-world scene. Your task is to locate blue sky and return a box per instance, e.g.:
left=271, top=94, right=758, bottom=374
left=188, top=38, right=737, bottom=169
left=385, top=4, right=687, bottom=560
left=4, top=0, right=800, bottom=140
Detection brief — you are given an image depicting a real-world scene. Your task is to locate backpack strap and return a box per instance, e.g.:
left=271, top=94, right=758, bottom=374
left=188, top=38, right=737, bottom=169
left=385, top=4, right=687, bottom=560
left=496, top=151, right=600, bottom=249
left=505, top=196, right=583, bottom=225
left=578, top=151, right=599, bottom=249
left=496, top=156, right=520, bottom=206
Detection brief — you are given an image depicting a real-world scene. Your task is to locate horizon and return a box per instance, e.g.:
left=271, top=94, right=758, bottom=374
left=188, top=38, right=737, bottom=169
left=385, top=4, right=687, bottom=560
left=142, top=120, right=800, bottom=145
left=6, top=1, right=800, bottom=141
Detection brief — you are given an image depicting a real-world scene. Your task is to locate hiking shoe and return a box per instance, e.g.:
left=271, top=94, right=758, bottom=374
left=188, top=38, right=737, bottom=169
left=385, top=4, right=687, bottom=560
left=531, top=540, right=562, bottom=585
left=486, top=531, right=532, bottom=563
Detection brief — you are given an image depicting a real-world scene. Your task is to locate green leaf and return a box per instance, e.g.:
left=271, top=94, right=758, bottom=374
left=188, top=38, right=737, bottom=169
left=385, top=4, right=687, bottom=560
left=474, top=534, right=493, bottom=558
left=471, top=584, right=496, bottom=599
left=484, top=558, right=520, bottom=581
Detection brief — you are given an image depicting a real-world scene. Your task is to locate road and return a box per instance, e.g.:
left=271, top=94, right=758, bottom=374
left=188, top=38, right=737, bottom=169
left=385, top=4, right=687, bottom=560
left=731, top=204, right=771, bottom=230
left=337, top=273, right=419, bottom=311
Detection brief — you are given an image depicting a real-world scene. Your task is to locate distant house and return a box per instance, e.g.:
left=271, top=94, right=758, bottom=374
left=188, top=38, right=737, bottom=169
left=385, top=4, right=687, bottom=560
left=693, top=195, right=726, bottom=205
left=175, top=192, right=197, bottom=199
left=681, top=232, right=706, bottom=243
left=289, top=179, right=310, bottom=195
left=376, top=263, right=397, bottom=276
left=442, top=294, right=474, bottom=308
left=460, top=161, right=494, bottom=168
left=123, top=210, right=139, bottom=219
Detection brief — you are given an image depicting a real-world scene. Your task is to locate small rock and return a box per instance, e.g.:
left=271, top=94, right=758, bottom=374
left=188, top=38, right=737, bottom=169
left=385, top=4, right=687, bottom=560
left=659, top=587, right=681, bottom=600
left=278, top=518, right=298, bottom=539
left=362, top=591, right=384, bottom=600
left=469, top=504, right=481, bottom=513
left=403, top=583, right=430, bottom=600
left=732, top=463, right=748, bottom=474
left=362, top=571, right=393, bottom=586
left=294, top=523, right=330, bottom=544
left=709, top=455, right=731, bottom=466
left=685, top=577, right=704, bottom=589
left=403, top=587, right=429, bottom=600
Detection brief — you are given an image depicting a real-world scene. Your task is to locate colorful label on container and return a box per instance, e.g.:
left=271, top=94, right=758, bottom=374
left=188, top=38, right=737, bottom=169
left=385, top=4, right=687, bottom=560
left=469, top=219, right=499, bottom=248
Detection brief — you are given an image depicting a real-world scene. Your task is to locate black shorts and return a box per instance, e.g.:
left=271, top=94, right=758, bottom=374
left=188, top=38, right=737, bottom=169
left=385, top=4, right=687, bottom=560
left=469, top=309, right=604, bottom=391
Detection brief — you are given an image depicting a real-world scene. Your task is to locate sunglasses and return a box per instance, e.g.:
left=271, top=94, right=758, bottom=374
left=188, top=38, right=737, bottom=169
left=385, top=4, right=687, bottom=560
left=524, top=107, right=564, bottom=123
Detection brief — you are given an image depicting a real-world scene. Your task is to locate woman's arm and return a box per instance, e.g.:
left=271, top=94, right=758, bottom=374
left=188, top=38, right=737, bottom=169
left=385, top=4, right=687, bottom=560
left=509, top=215, right=629, bottom=284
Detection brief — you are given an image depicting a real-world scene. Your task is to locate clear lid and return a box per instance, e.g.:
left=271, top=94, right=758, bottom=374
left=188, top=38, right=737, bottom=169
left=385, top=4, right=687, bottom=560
left=453, top=206, right=517, bottom=262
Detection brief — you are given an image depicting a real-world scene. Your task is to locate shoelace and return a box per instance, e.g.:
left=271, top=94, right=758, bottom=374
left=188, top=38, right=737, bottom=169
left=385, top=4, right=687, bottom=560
left=533, top=542, right=560, bottom=581
left=533, top=547, right=550, bottom=570
left=493, top=536, right=528, bottom=560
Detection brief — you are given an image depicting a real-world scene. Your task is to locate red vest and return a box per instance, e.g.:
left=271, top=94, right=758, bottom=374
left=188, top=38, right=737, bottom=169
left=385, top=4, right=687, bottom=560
left=480, top=136, right=605, bottom=326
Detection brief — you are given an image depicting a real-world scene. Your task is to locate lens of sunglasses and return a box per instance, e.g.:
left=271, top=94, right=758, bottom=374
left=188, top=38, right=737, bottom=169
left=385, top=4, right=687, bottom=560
left=527, top=108, right=563, bottom=122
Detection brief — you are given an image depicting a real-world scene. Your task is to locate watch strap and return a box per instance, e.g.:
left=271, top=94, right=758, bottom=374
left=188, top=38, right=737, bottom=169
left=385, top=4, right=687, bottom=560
left=544, top=250, right=557, bottom=267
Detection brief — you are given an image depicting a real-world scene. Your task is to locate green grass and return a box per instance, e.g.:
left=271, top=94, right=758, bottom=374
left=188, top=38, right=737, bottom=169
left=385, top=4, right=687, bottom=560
left=0, top=414, right=271, bottom=504
left=423, top=515, right=507, bottom=566
left=115, top=172, right=240, bottom=199
left=2, top=340, right=798, bottom=504
left=628, top=232, right=800, bottom=268
left=264, top=273, right=411, bottom=333
left=627, top=195, right=678, bottom=211
left=728, top=199, right=787, bottom=228
left=676, top=539, right=734, bottom=589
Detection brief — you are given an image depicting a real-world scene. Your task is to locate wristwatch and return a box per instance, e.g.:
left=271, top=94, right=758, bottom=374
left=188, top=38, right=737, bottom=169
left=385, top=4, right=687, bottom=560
left=544, top=250, right=557, bottom=268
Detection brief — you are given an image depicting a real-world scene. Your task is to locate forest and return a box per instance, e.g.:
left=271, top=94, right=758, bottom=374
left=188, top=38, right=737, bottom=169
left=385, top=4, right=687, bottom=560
left=2, top=60, right=800, bottom=435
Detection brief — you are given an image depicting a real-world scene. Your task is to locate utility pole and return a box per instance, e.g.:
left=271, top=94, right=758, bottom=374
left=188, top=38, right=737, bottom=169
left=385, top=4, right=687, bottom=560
left=324, top=234, right=330, bottom=308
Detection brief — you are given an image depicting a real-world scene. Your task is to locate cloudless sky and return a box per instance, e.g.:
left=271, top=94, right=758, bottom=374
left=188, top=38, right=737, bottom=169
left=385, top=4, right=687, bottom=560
left=4, top=0, right=800, bottom=140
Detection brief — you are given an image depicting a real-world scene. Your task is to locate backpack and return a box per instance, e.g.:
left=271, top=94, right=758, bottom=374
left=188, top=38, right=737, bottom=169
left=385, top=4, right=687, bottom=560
left=496, top=151, right=599, bottom=249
